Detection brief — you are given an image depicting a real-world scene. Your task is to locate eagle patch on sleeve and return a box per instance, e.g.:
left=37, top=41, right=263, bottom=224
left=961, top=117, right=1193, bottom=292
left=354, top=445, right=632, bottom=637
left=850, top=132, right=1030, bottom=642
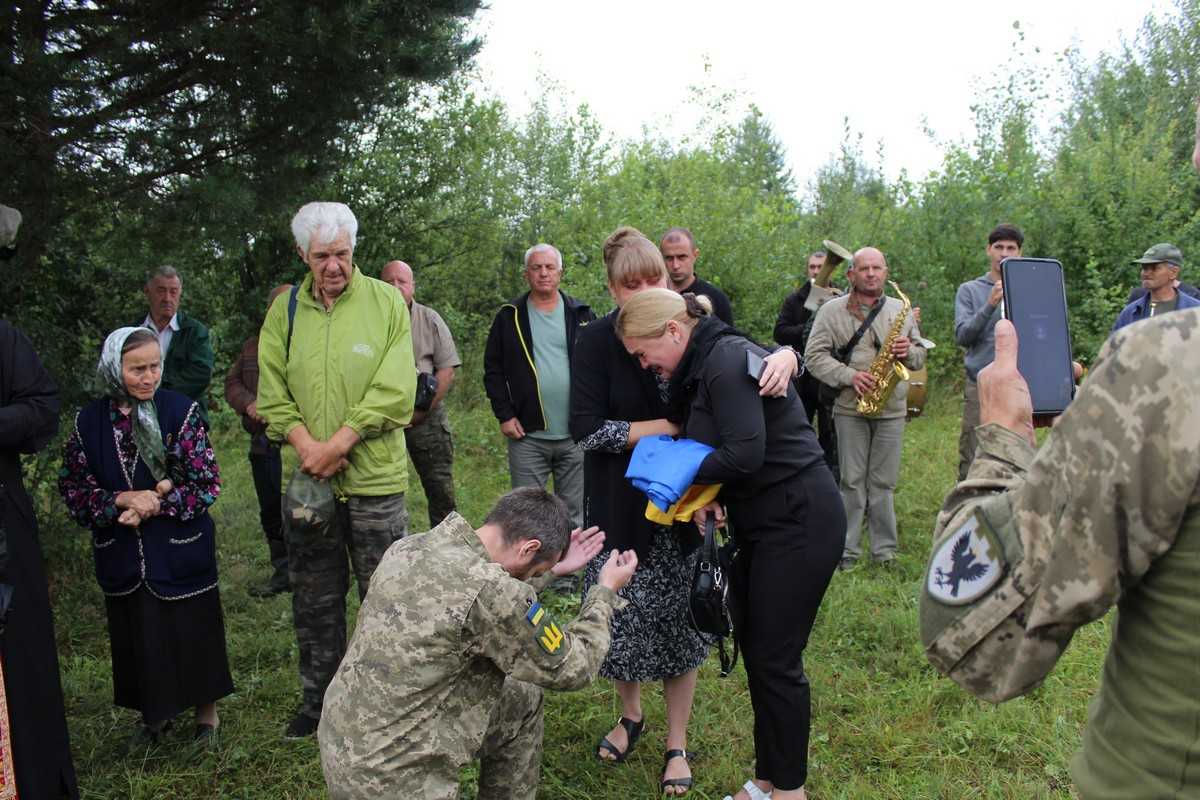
left=927, top=510, right=1005, bottom=606
left=525, top=601, right=564, bottom=654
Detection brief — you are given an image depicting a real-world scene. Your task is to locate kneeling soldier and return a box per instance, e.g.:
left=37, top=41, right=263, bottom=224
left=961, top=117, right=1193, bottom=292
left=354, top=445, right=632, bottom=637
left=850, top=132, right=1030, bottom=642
left=318, top=487, right=636, bottom=800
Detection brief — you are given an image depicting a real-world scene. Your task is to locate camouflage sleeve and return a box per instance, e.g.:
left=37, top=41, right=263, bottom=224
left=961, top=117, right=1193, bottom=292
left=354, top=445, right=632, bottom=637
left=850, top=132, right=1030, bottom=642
left=921, top=315, right=1200, bottom=703
left=465, top=578, right=627, bottom=691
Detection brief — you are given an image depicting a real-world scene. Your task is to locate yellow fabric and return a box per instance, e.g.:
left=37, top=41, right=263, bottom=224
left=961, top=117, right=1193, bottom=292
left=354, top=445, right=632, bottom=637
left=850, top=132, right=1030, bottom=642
left=645, top=483, right=723, bottom=524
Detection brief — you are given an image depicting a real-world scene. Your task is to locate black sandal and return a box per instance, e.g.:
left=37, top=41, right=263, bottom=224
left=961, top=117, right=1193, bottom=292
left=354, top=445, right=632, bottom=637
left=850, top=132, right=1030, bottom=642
left=595, top=716, right=646, bottom=763
left=661, top=749, right=695, bottom=795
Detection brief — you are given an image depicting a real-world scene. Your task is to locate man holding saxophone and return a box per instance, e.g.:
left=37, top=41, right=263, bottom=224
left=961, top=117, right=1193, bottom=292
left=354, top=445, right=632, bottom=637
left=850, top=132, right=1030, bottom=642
left=804, top=247, right=926, bottom=572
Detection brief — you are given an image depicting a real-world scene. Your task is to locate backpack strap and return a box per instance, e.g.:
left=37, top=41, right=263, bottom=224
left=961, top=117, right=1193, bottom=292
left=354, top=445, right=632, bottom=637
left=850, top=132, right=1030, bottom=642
left=285, top=283, right=300, bottom=361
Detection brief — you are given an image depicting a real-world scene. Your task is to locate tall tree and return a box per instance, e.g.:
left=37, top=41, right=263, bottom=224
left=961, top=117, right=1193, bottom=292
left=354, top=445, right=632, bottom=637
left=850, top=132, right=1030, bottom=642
left=0, top=0, right=481, bottom=304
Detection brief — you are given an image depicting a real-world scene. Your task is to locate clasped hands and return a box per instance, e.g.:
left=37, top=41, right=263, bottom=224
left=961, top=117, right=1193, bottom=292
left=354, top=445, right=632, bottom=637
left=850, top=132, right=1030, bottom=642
left=116, top=479, right=173, bottom=527
left=293, top=426, right=358, bottom=480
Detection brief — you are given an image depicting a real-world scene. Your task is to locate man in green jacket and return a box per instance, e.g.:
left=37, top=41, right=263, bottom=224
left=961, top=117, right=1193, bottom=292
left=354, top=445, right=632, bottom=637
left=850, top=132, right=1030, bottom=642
left=138, top=265, right=214, bottom=422
left=257, top=201, right=416, bottom=739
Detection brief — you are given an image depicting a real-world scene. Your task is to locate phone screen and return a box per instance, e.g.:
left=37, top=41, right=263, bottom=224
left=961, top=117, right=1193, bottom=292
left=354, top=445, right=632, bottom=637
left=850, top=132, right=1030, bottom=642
left=1001, top=258, right=1074, bottom=415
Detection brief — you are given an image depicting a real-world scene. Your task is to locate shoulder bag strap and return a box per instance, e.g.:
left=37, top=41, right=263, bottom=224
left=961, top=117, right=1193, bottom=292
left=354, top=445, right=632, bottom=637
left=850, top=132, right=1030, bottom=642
left=835, top=297, right=885, bottom=363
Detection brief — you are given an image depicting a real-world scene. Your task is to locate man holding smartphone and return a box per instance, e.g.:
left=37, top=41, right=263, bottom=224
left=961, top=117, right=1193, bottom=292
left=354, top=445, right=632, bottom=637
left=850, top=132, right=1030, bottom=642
left=920, top=99, right=1200, bottom=800
left=953, top=223, right=1024, bottom=480
left=1112, top=243, right=1200, bottom=332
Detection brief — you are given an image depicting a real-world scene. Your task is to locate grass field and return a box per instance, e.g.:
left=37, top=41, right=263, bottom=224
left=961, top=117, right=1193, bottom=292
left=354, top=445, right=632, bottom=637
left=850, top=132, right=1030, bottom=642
left=39, top=389, right=1104, bottom=799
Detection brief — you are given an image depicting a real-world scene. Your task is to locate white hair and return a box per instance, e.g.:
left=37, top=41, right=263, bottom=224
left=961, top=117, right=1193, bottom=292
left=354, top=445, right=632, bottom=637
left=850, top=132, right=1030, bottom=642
left=524, top=243, right=562, bottom=270
left=146, top=264, right=182, bottom=288
left=291, top=202, right=358, bottom=255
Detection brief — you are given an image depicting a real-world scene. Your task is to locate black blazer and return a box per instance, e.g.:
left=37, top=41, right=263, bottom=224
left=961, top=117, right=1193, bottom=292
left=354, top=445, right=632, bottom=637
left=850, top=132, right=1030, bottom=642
left=569, top=312, right=668, bottom=558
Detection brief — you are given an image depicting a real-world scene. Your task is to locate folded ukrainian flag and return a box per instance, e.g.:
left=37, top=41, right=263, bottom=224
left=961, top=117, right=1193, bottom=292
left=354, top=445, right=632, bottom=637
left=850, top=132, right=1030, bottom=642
left=625, top=434, right=718, bottom=515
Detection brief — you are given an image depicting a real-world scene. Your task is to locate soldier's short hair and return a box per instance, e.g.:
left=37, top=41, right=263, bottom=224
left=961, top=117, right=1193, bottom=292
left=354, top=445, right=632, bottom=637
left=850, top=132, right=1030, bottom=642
left=485, top=487, right=572, bottom=564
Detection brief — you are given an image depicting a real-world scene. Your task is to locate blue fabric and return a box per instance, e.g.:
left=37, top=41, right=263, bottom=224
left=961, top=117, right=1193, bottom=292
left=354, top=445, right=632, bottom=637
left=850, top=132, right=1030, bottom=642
left=1113, top=289, right=1200, bottom=332
left=625, top=435, right=714, bottom=512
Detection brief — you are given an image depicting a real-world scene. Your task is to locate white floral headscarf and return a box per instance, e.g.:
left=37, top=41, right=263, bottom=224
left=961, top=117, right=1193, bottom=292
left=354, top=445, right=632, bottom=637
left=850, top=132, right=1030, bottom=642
left=96, top=327, right=167, bottom=480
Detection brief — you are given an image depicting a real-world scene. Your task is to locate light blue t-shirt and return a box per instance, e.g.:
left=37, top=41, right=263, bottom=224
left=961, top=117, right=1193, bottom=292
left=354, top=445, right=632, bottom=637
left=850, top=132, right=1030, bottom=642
left=527, top=297, right=571, bottom=439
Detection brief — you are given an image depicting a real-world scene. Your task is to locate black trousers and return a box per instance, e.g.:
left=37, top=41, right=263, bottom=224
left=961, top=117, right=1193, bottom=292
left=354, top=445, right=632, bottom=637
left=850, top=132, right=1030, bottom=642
left=249, top=445, right=287, bottom=577
left=727, top=465, right=845, bottom=791
left=797, top=374, right=839, bottom=482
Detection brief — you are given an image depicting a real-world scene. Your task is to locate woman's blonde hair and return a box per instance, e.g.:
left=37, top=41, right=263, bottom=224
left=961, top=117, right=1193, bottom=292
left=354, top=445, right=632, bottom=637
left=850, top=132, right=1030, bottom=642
left=603, top=226, right=668, bottom=288
left=616, top=288, right=712, bottom=339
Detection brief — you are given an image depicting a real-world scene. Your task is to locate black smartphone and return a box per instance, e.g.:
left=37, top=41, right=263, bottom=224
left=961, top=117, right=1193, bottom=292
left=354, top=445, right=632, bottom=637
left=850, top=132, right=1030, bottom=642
left=1001, top=257, right=1075, bottom=415
left=746, top=350, right=765, bottom=381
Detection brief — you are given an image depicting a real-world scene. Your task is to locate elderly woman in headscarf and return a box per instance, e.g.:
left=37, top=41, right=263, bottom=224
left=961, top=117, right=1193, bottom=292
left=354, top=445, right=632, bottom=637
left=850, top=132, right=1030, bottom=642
left=58, top=326, right=232, bottom=747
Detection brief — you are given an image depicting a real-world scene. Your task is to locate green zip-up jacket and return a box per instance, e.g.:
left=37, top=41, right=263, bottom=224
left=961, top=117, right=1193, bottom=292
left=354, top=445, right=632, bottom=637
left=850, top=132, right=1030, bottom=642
left=257, top=267, right=415, bottom=497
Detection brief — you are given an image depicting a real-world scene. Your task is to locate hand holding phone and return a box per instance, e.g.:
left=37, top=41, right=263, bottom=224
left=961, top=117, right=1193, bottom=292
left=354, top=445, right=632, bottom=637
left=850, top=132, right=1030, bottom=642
left=1000, top=257, right=1075, bottom=416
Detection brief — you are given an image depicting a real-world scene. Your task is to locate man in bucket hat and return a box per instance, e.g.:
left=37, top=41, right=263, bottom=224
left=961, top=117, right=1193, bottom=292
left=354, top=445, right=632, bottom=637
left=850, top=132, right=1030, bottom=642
left=1112, top=242, right=1200, bottom=331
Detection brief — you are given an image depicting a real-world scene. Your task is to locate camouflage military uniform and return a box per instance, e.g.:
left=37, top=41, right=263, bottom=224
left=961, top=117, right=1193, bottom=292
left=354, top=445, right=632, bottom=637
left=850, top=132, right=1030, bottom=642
left=318, top=512, right=626, bottom=800
left=286, top=491, right=408, bottom=721
left=921, top=309, right=1200, bottom=798
left=405, top=402, right=456, bottom=526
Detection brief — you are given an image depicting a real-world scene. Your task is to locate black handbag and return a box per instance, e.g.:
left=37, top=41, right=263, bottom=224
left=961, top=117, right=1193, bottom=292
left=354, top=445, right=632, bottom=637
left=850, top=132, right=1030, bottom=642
left=688, top=515, right=740, bottom=676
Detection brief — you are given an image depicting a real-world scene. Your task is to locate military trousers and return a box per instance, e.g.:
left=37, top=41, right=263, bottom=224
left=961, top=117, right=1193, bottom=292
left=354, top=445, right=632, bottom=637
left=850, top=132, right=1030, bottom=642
left=507, top=435, right=583, bottom=529
left=404, top=403, right=457, bottom=527
left=249, top=445, right=288, bottom=583
left=285, top=491, right=408, bottom=720
left=957, top=376, right=981, bottom=481
left=834, top=414, right=905, bottom=561
left=325, top=678, right=544, bottom=800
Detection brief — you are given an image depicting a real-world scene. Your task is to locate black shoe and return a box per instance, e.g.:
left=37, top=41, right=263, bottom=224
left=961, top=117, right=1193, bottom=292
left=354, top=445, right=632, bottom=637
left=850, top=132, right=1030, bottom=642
left=124, top=718, right=171, bottom=753
left=192, top=723, right=220, bottom=751
left=284, top=712, right=319, bottom=739
left=249, top=573, right=290, bottom=598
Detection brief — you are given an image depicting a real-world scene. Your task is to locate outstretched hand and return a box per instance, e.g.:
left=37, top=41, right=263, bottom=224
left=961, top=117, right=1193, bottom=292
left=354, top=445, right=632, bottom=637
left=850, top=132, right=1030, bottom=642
left=597, top=549, right=639, bottom=592
left=552, top=525, right=607, bottom=576
left=978, top=319, right=1035, bottom=446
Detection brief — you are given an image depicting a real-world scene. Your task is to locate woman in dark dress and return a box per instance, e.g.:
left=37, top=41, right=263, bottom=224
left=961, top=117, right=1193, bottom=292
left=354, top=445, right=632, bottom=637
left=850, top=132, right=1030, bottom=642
left=59, top=327, right=232, bottom=746
left=617, top=289, right=845, bottom=800
left=571, top=228, right=799, bottom=795
left=0, top=320, right=79, bottom=798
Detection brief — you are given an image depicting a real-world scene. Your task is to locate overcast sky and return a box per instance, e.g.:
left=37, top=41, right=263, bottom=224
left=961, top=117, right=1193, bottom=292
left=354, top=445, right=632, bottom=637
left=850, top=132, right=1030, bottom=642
left=471, top=1, right=1172, bottom=193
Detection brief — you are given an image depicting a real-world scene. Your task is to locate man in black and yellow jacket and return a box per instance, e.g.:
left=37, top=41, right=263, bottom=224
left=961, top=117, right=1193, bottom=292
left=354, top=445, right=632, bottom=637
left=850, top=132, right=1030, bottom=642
left=483, top=244, right=594, bottom=529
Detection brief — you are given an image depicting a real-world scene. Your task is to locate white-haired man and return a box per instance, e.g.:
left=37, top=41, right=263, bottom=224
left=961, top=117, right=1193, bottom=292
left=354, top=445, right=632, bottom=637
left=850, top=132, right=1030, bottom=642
left=257, top=201, right=416, bottom=738
left=483, top=244, right=594, bottom=529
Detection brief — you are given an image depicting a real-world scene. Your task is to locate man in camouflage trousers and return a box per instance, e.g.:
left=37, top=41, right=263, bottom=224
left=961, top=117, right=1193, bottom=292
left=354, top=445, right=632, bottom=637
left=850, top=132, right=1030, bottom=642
left=920, top=209, right=1200, bottom=799
left=381, top=259, right=460, bottom=526
left=257, top=202, right=415, bottom=739
left=318, top=488, right=637, bottom=800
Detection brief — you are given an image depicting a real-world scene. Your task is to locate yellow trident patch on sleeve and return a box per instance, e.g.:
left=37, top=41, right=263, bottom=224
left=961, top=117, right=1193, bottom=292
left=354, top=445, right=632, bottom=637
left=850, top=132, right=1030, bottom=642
left=525, top=601, right=564, bottom=654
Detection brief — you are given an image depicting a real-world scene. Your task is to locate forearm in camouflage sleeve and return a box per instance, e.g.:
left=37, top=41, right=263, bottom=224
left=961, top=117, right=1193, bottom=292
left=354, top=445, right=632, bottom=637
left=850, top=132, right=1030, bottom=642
left=924, top=316, right=1198, bottom=702
left=469, top=579, right=628, bottom=692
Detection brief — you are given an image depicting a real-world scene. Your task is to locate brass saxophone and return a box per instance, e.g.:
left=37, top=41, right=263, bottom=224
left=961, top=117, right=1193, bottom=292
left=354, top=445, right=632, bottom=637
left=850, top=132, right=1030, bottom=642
left=855, top=280, right=911, bottom=416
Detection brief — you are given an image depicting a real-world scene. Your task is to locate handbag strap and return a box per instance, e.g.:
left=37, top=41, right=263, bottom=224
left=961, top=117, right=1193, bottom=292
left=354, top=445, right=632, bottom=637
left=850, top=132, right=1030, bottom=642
left=702, top=515, right=718, bottom=562
left=834, top=297, right=885, bottom=363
